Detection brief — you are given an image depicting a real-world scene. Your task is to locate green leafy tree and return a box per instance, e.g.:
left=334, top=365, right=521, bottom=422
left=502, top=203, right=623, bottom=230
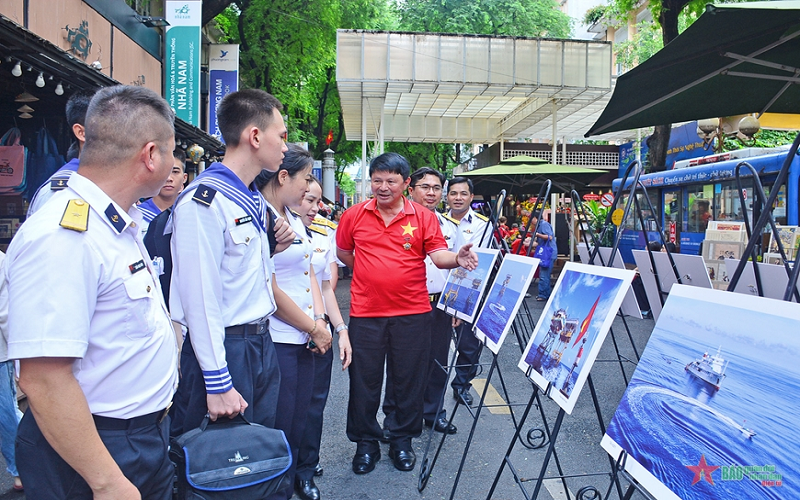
left=213, top=0, right=397, bottom=188
left=399, top=0, right=572, bottom=38
left=605, top=0, right=766, bottom=171
left=338, top=171, right=356, bottom=197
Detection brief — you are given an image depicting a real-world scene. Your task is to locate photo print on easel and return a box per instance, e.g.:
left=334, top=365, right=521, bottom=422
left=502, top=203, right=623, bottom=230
left=473, top=254, right=540, bottom=354
left=518, top=262, right=633, bottom=414
left=437, top=247, right=500, bottom=322
left=601, top=285, right=800, bottom=500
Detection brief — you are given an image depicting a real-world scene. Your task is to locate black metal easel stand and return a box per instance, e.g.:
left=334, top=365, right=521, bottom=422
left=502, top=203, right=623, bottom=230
left=417, top=332, right=528, bottom=498
left=486, top=373, right=624, bottom=500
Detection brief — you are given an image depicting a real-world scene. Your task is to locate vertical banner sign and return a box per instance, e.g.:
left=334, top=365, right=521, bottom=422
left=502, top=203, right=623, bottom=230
left=165, top=1, right=201, bottom=126
left=208, top=44, right=239, bottom=141
left=312, top=160, right=322, bottom=181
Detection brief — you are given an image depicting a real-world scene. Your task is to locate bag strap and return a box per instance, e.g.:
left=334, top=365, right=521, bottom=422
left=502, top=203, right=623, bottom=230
left=0, top=128, right=21, bottom=146
left=198, top=412, right=253, bottom=431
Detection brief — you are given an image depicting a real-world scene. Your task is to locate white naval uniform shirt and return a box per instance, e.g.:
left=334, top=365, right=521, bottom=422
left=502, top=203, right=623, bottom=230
left=27, top=161, right=78, bottom=217
left=135, top=198, right=161, bottom=237
left=170, top=183, right=276, bottom=393
left=450, top=208, right=491, bottom=249
left=314, top=216, right=342, bottom=268
left=308, top=224, right=333, bottom=287
left=6, top=173, right=178, bottom=418
left=426, top=212, right=460, bottom=294
left=269, top=206, right=315, bottom=345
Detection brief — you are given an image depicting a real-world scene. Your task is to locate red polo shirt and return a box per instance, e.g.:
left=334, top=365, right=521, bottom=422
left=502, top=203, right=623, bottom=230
left=337, top=197, right=448, bottom=317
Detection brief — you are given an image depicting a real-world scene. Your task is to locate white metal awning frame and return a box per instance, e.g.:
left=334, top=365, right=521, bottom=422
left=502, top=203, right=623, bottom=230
left=336, top=30, right=632, bottom=199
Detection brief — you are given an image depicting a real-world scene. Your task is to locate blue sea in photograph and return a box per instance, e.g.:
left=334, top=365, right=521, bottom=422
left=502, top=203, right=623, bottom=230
left=475, top=286, right=521, bottom=344
left=440, top=282, right=484, bottom=318
left=606, top=293, right=800, bottom=500
left=438, top=251, right=496, bottom=319
left=474, top=259, right=535, bottom=344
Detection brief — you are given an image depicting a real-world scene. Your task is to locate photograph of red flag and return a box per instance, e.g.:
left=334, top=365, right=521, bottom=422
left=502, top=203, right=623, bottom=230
left=574, top=295, right=600, bottom=347
left=519, top=262, right=634, bottom=414
left=325, top=129, right=334, bottom=146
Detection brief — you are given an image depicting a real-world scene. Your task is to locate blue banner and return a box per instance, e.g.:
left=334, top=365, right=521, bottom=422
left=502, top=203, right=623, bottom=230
left=620, top=122, right=710, bottom=172
left=207, top=45, right=239, bottom=142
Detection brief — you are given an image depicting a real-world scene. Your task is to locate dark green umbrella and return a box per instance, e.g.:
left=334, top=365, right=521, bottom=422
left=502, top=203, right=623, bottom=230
left=586, top=1, right=800, bottom=137
left=497, top=154, right=549, bottom=165
left=460, top=162, right=605, bottom=195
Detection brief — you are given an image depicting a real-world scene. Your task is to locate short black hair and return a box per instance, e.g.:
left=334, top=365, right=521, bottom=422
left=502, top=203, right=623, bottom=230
left=173, top=148, right=186, bottom=164
left=369, top=152, right=410, bottom=180
left=66, top=88, right=98, bottom=127
left=448, top=176, right=474, bottom=194
left=647, top=241, right=662, bottom=252
left=255, top=143, right=313, bottom=191
left=218, top=89, right=283, bottom=147
left=410, top=167, right=444, bottom=187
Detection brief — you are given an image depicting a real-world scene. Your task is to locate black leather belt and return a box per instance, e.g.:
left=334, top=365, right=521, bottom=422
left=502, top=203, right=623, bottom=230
left=93, top=406, right=170, bottom=431
left=225, top=319, right=269, bottom=336
left=429, top=293, right=441, bottom=303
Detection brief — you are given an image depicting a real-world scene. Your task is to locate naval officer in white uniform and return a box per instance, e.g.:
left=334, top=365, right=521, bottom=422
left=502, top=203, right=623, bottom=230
left=7, top=85, right=179, bottom=499
left=446, top=176, right=491, bottom=406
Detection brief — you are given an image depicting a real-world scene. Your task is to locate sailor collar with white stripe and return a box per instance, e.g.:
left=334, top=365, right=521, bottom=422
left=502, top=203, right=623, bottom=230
left=178, top=162, right=267, bottom=232
left=66, top=173, right=140, bottom=235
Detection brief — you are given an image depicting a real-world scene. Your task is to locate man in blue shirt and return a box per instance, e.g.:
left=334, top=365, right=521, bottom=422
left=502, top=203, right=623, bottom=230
left=531, top=214, right=557, bottom=300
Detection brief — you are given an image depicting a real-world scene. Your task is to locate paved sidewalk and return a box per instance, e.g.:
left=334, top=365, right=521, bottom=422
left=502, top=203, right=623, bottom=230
left=0, top=276, right=655, bottom=500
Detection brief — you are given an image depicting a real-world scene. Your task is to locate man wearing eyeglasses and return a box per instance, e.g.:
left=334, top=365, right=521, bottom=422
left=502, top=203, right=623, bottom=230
left=336, top=154, right=478, bottom=475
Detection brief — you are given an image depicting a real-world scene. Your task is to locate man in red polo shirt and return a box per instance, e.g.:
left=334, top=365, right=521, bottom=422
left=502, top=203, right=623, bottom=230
left=337, top=153, right=478, bottom=475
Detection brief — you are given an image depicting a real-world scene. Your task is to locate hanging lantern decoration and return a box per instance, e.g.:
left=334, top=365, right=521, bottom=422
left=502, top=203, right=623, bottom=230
left=187, top=144, right=204, bottom=164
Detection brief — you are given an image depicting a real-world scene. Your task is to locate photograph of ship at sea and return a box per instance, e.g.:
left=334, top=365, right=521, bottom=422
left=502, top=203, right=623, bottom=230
left=518, top=262, right=633, bottom=414
left=474, top=254, right=540, bottom=354
left=437, top=247, right=499, bottom=322
left=602, top=285, right=800, bottom=500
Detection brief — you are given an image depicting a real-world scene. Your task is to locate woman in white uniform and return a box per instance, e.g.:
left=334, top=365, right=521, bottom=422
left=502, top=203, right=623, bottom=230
left=256, top=144, right=330, bottom=500
left=293, top=177, right=352, bottom=500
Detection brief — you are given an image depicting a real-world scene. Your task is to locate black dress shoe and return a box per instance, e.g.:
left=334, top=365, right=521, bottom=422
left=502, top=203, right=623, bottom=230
left=294, top=477, right=320, bottom=500
left=424, top=416, right=457, bottom=434
left=352, top=450, right=380, bottom=474
left=453, top=387, right=473, bottom=406
left=314, top=463, right=324, bottom=477
left=388, top=448, right=416, bottom=471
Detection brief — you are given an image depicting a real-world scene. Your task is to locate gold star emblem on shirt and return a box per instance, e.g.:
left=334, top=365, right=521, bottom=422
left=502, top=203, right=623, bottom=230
left=401, top=222, right=417, bottom=236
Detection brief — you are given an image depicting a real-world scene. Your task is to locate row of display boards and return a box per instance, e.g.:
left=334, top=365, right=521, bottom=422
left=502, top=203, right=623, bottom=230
left=423, top=226, right=798, bottom=499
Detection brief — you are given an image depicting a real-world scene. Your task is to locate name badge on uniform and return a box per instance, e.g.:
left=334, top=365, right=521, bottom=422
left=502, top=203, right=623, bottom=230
left=235, top=215, right=253, bottom=226
left=129, top=259, right=146, bottom=274
left=292, top=238, right=303, bottom=245
left=152, top=256, right=165, bottom=276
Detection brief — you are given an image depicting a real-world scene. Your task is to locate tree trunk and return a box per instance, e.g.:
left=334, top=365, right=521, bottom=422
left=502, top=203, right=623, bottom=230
left=647, top=124, right=671, bottom=171
left=647, top=0, right=690, bottom=172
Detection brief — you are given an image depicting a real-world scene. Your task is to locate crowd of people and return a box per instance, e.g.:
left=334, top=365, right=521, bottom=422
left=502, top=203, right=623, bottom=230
left=0, top=85, right=555, bottom=500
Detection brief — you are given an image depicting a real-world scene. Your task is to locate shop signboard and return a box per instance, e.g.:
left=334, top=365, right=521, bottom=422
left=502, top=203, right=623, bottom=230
left=166, top=1, right=202, bottom=126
